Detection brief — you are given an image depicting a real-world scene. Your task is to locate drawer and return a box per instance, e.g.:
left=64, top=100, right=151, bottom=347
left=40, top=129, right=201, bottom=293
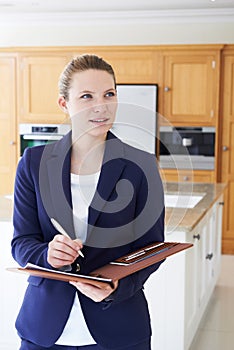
left=160, top=169, right=214, bottom=183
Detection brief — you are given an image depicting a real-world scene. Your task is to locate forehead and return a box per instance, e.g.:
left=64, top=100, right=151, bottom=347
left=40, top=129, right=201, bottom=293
left=70, top=69, right=115, bottom=91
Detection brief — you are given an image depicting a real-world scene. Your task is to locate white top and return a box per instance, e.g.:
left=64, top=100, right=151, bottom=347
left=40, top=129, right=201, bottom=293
left=55, top=171, right=100, bottom=346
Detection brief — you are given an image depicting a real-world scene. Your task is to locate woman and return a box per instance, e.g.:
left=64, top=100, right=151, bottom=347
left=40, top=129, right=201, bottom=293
left=12, top=54, right=165, bottom=350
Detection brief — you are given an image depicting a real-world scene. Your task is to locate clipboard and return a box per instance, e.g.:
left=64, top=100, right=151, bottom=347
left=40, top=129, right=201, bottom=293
left=90, top=241, right=193, bottom=281
left=7, top=264, right=114, bottom=289
left=7, top=241, right=193, bottom=290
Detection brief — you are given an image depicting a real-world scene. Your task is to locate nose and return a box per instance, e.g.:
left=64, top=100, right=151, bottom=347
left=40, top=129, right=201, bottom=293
left=92, top=98, right=108, bottom=113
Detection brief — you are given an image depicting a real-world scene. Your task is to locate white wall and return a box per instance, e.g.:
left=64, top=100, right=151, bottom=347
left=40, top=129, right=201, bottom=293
left=0, top=11, right=234, bottom=47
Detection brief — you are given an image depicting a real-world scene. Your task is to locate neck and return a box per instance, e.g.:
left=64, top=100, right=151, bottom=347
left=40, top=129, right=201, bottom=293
left=71, top=132, right=107, bottom=175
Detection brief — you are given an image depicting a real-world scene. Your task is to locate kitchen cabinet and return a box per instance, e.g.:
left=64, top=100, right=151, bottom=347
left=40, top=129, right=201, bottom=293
left=161, top=46, right=221, bottom=126
left=0, top=55, right=17, bottom=195
left=160, top=169, right=215, bottom=183
left=0, top=45, right=225, bottom=196
left=81, top=48, right=159, bottom=84
left=17, top=54, right=69, bottom=124
left=17, top=48, right=160, bottom=124
left=145, top=194, right=223, bottom=350
left=220, top=46, right=234, bottom=254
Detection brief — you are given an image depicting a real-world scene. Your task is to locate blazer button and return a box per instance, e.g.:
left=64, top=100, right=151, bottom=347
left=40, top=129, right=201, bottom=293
left=76, top=263, right=80, bottom=272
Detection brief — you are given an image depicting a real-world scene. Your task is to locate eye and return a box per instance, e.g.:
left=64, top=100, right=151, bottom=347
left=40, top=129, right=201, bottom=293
left=80, top=93, right=92, bottom=100
left=105, top=91, right=116, bottom=98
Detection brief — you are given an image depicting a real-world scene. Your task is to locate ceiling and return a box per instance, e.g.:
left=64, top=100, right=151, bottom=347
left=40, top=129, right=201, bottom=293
left=0, top=0, right=234, bottom=13
left=0, top=0, right=234, bottom=28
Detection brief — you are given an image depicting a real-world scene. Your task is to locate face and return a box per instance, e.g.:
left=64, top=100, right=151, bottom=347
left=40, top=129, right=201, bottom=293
left=58, top=69, right=117, bottom=139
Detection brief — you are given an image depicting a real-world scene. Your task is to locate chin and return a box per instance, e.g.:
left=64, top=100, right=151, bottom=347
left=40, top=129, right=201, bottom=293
left=89, top=123, right=113, bottom=138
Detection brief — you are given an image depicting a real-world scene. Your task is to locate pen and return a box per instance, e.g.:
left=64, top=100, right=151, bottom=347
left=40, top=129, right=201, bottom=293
left=124, top=242, right=165, bottom=261
left=51, top=218, right=84, bottom=258
left=144, top=242, right=164, bottom=251
left=125, top=251, right=146, bottom=261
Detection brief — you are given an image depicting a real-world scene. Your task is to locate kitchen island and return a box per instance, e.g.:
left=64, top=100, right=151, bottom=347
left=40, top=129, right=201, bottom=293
left=145, top=182, right=226, bottom=350
left=0, top=183, right=226, bottom=350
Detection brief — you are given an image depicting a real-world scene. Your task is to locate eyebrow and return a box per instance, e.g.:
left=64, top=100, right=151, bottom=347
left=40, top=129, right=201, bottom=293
left=79, top=88, right=116, bottom=94
left=79, top=90, right=94, bottom=94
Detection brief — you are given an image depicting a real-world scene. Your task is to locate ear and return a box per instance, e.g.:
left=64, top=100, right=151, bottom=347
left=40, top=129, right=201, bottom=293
left=58, top=96, right=68, bottom=113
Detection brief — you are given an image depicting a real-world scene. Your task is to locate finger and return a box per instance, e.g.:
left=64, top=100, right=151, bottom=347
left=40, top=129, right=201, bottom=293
left=53, top=235, right=80, bottom=257
left=48, top=256, right=73, bottom=269
left=69, top=281, right=114, bottom=302
left=73, top=239, right=83, bottom=252
left=49, top=242, right=78, bottom=261
left=48, top=236, right=79, bottom=267
left=52, top=246, right=78, bottom=261
left=47, top=248, right=75, bottom=268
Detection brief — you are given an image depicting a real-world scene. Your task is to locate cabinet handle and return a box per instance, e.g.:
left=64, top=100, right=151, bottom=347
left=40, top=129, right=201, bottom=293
left=10, top=141, right=16, bottom=145
left=222, top=146, right=228, bottom=151
left=218, top=201, right=224, bottom=206
left=206, top=253, right=213, bottom=260
left=164, top=86, right=170, bottom=92
left=193, top=234, right=200, bottom=240
left=183, top=176, right=189, bottom=181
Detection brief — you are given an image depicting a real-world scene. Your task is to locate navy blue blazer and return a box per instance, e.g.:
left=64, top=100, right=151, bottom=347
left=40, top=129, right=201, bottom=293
left=12, top=131, right=165, bottom=349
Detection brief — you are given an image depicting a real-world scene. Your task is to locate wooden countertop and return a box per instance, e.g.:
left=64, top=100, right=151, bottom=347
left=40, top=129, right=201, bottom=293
left=0, top=183, right=227, bottom=233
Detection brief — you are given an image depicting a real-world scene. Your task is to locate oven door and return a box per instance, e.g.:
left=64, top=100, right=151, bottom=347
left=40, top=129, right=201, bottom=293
left=20, top=134, right=62, bottom=156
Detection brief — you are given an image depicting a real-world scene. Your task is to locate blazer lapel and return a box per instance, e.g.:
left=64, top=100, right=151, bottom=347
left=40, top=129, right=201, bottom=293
left=44, top=132, right=76, bottom=239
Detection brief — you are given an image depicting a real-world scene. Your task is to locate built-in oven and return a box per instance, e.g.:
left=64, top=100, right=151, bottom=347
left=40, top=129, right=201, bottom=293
left=19, top=123, right=71, bottom=156
left=159, top=126, right=215, bottom=170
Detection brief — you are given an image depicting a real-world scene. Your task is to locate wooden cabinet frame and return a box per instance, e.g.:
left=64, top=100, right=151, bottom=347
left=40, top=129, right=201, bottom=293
left=220, top=45, right=234, bottom=254
left=0, top=54, right=17, bottom=194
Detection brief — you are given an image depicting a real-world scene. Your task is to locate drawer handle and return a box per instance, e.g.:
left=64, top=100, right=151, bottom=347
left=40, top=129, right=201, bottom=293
left=193, top=234, right=200, bottom=240
left=206, top=253, right=213, bottom=260
left=218, top=202, right=224, bottom=206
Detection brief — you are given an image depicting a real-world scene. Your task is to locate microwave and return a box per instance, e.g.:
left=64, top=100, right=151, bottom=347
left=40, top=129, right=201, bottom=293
left=159, top=126, right=215, bottom=170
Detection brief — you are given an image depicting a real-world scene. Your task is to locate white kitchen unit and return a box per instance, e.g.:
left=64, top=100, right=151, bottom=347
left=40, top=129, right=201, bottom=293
left=0, top=220, right=27, bottom=350
left=145, top=191, right=224, bottom=350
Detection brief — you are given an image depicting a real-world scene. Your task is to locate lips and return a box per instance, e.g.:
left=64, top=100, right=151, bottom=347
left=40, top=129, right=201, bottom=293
left=89, top=118, right=110, bottom=124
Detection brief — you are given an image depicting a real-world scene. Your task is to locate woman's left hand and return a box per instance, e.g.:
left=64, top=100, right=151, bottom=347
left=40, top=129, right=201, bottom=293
left=69, top=280, right=118, bottom=302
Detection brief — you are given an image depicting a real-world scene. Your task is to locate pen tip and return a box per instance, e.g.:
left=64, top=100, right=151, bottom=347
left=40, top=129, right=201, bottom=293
left=79, top=251, right=85, bottom=258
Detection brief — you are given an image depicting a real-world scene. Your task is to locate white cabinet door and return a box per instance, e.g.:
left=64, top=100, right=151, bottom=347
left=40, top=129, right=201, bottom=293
left=199, top=196, right=223, bottom=314
left=199, top=211, right=212, bottom=310
left=184, top=227, right=201, bottom=349
left=213, top=195, right=224, bottom=280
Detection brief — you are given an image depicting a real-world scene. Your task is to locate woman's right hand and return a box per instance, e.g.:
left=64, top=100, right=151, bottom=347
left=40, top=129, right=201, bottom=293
left=47, top=234, right=83, bottom=268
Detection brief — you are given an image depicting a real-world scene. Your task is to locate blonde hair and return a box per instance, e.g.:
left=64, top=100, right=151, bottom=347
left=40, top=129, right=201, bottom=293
left=58, top=54, right=116, bottom=100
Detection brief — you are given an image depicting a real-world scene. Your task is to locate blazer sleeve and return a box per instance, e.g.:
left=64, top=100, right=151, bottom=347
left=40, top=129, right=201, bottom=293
left=11, top=148, right=51, bottom=268
left=102, top=153, right=165, bottom=308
